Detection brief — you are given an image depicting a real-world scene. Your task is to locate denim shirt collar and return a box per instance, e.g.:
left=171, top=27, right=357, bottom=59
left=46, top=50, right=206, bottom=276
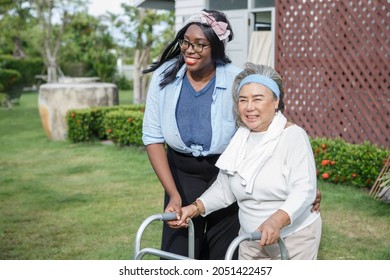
left=174, top=63, right=228, bottom=91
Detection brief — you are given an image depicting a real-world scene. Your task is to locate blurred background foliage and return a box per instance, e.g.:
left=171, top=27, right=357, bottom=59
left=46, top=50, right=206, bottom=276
left=0, top=0, right=175, bottom=104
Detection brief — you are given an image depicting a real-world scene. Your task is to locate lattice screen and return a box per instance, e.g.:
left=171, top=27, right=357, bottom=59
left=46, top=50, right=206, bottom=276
left=275, top=0, right=389, bottom=148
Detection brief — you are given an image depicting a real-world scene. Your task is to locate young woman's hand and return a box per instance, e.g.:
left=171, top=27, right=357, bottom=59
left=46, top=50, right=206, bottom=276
left=311, top=189, right=322, bottom=212
left=165, top=194, right=182, bottom=228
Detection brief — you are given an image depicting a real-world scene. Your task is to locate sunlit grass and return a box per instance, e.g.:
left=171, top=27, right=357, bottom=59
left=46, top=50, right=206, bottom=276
left=318, top=182, right=390, bottom=260
left=0, top=91, right=163, bottom=259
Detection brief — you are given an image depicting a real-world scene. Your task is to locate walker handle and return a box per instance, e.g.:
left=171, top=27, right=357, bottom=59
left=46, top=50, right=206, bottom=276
left=160, top=212, right=178, bottom=221
left=250, top=231, right=261, bottom=240
left=224, top=231, right=290, bottom=260
left=134, top=212, right=194, bottom=260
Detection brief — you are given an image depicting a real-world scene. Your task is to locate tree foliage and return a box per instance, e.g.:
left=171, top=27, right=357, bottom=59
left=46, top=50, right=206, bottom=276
left=0, top=0, right=36, bottom=57
left=60, top=12, right=117, bottom=82
left=0, top=1, right=174, bottom=96
left=32, top=0, right=90, bottom=82
left=119, top=4, right=175, bottom=104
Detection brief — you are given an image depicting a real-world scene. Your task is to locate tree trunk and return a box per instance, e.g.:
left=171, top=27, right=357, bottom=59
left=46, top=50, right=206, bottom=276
left=140, top=46, right=151, bottom=103
left=46, top=54, right=58, bottom=83
left=34, top=0, right=67, bottom=84
left=47, top=66, right=58, bottom=83
left=12, top=36, right=25, bottom=58
left=133, top=49, right=142, bottom=104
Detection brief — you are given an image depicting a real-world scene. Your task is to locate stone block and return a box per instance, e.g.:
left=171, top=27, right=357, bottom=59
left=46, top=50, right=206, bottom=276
left=38, top=82, right=118, bottom=140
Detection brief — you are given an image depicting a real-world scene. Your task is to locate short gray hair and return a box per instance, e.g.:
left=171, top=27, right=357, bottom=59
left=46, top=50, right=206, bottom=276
left=232, top=62, right=285, bottom=128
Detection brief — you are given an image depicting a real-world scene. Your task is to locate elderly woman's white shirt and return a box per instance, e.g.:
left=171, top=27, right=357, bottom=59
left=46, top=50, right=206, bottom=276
left=199, top=125, right=320, bottom=237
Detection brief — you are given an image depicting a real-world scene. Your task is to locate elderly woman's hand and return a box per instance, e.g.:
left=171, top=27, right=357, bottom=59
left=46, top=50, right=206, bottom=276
left=257, top=209, right=290, bottom=246
left=258, top=218, right=281, bottom=246
left=175, top=204, right=198, bottom=228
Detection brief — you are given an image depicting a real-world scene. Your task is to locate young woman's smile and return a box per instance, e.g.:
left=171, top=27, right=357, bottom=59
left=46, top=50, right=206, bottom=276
left=182, top=25, right=214, bottom=75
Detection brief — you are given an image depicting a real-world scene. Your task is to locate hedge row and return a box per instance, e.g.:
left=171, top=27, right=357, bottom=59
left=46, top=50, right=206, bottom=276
left=0, top=55, right=44, bottom=93
left=66, top=105, right=389, bottom=189
left=66, top=105, right=145, bottom=145
left=310, top=138, right=388, bottom=188
left=0, top=68, right=21, bottom=92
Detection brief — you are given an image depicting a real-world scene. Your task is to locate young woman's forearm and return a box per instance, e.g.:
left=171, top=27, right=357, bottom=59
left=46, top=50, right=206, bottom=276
left=145, top=144, right=180, bottom=199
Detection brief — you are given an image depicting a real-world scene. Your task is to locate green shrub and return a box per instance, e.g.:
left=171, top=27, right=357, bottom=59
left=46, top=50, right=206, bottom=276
left=115, top=75, right=133, bottom=90
left=66, top=108, right=95, bottom=142
left=311, top=137, right=389, bottom=188
left=103, top=110, right=143, bottom=146
left=0, top=55, right=44, bottom=89
left=91, top=51, right=117, bottom=83
left=0, top=68, right=21, bottom=103
left=66, top=105, right=145, bottom=143
left=0, top=68, right=21, bottom=92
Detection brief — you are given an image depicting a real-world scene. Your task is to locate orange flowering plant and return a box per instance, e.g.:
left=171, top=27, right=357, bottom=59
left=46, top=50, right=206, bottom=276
left=310, top=137, right=389, bottom=188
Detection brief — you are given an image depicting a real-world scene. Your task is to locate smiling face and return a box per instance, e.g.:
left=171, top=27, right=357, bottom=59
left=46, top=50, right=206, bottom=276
left=181, top=24, right=215, bottom=76
left=238, top=83, right=279, bottom=132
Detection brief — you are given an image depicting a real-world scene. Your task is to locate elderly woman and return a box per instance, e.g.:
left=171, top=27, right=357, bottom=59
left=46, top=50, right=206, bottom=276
left=178, top=63, right=322, bottom=260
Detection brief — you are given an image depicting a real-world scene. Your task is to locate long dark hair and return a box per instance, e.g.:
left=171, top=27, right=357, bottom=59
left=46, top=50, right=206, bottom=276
left=143, top=9, right=234, bottom=88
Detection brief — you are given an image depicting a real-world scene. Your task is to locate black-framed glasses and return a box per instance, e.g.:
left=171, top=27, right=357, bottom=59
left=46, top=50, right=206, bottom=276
left=178, top=39, right=210, bottom=53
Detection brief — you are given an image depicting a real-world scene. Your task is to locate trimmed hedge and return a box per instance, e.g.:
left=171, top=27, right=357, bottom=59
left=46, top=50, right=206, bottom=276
left=66, top=105, right=145, bottom=144
left=66, top=108, right=95, bottom=142
left=0, top=55, right=44, bottom=89
left=0, top=69, right=21, bottom=106
left=66, top=105, right=389, bottom=188
left=0, top=68, right=21, bottom=92
left=103, top=110, right=144, bottom=146
left=311, top=138, right=389, bottom=188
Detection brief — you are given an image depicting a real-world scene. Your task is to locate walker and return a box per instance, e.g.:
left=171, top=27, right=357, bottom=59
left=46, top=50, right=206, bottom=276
left=134, top=212, right=289, bottom=260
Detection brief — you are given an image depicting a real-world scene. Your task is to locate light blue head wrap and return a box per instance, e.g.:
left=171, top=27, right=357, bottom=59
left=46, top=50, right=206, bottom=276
left=238, top=74, right=280, bottom=98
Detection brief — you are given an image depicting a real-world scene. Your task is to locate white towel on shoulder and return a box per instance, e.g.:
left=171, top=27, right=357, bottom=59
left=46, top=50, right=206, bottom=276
left=215, top=112, right=287, bottom=194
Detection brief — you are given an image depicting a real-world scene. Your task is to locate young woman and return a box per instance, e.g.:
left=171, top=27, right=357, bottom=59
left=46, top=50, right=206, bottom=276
left=142, top=9, right=241, bottom=259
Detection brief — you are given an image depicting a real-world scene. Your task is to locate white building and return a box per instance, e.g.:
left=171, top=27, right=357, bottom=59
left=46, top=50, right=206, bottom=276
left=135, top=0, right=275, bottom=69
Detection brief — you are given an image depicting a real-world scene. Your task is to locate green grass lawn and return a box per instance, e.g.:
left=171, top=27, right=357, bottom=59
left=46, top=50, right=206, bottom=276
left=0, top=91, right=389, bottom=260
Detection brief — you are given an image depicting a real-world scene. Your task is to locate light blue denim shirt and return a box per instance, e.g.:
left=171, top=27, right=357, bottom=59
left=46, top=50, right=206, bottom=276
left=142, top=60, right=242, bottom=156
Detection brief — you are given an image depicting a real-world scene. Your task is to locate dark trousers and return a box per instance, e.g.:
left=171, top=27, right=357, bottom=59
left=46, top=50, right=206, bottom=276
left=161, top=146, right=240, bottom=260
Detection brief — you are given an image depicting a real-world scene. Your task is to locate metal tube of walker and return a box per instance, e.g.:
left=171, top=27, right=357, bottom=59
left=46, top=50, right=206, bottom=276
left=224, top=231, right=290, bottom=260
left=134, top=212, right=195, bottom=260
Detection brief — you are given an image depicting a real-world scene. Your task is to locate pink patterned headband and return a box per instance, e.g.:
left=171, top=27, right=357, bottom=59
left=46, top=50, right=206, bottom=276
left=184, top=11, right=231, bottom=46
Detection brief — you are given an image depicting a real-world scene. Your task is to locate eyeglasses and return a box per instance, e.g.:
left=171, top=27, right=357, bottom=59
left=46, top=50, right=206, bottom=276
left=178, top=39, right=210, bottom=53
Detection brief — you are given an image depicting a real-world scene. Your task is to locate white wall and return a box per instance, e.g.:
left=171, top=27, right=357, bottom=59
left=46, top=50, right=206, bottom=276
left=224, top=9, right=249, bottom=68
left=174, top=0, right=206, bottom=30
